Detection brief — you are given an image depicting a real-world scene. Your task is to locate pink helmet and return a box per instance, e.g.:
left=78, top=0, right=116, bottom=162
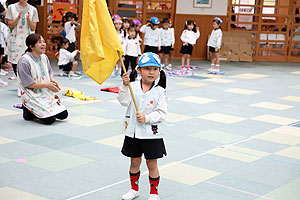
left=112, top=14, right=120, bottom=21
left=132, top=19, right=142, bottom=26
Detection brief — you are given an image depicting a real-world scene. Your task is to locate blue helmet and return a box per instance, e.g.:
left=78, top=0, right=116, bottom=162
left=138, top=52, right=161, bottom=68
left=150, top=17, right=160, bottom=25
left=213, top=17, right=223, bottom=25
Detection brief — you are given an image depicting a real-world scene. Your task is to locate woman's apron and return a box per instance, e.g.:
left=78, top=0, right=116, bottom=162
left=18, top=54, right=66, bottom=118
left=7, top=4, right=35, bottom=64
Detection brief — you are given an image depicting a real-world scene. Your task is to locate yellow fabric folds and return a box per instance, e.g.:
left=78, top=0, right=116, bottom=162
left=80, top=0, right=123, bottom=85
left=64, top=89, right=98, bottom=101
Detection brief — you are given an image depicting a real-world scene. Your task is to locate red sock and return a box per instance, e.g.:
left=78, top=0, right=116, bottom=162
left=149, top=176, right=160, bottom=195
left=130, top=171, right=140, bottom=191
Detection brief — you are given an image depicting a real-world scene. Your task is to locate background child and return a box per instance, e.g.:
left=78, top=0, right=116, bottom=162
left=122, top=25, right=141, bottom=76
left=0, top=15, right=9, bottom=76
left=159, top=18, right=175, bottom=70
left=63, top=12, right=80, bottom=52
left=180, top=20, right=200, bottom=70
left=117, top=52, right=167, bottom=200
left=207, top=17, right=223, bottom=73
left=114, top=17, right=126, bottom=75
left=122, top=17, right=130, bottom=35
left=140, top=17, right=161, bottom=54
left=57, top=38, right=79, bottom=77
left=168, top=19, right=175, bottom=68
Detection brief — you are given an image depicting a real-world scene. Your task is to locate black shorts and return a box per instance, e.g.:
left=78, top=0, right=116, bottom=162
left=170, top=47, right=174, bottom=51
left=1, top=55, right=7, bottom=64
left=144, top=45, right=159, bottom=54
left=121, top=136, right=167, bottom=160
left=209, top=46, right=219, bottom=53
left=59, top=62, right=73, bottom=71
left=0, top=47, right=4, bottom=55
left=158, top=46, right=171, bottom=54
left=180, top=43, right=194, bottom=55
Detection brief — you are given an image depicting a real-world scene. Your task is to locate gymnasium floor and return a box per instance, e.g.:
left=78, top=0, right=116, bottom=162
left=0, top=60, right=299, bottom=200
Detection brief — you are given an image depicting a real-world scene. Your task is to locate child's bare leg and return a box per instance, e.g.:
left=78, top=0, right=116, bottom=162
left=169, top=50, right=173, bottom=65
left=181, top=54, right=186, bottom=67
left=164, top=53, right=169, bottom=65
left=146, top=159, right=159, bottom=178
left=186, top=54, right=191, bottom=67
left=130, top=157, right=142, bottom=173
left=71, top=61, right=78, bottom=72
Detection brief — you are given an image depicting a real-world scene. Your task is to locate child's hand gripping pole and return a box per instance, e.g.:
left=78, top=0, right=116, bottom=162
left=117, top=51, right=140, bottom=115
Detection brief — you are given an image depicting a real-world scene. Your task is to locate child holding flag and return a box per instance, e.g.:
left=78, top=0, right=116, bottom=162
left=117, top=52, right=167, bottom=200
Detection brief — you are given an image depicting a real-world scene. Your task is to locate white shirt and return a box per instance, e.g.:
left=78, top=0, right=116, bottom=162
left=160, top=28, right=175, bottom=47
left=140, top=25, right=161, bottom=47
left=65, top=21, right=76, bottom=43
left=207, top=28, right=222, bottom=48
left=117, top=81, right=168, bottom=139
left=58, top=48, right=77, bottom=66
left=118, top=29, right=127, bottom=52
left=0, top=22, right=8, bottom=48
left=124, top=37, right=141, bottom=57
left=180, top=29, right=200, bottom=45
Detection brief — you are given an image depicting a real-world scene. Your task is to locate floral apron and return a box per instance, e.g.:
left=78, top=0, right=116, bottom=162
left=18, top=54, right=66, bottom=118
left=7, top=4, right=35, bottom=64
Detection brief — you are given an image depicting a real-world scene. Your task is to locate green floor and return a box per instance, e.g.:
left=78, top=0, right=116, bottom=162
left=0, top=60, right=299, bottom=200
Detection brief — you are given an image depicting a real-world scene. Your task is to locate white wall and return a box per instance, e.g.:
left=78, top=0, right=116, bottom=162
left=176, top=0, right=228, bottom=16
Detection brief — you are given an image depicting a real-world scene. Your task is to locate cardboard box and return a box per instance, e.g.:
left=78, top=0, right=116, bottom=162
left=229, top=43, right=239, bottom=51
left=220, top=56, right=230, bottom=62
left=222, top=36, right=231, bottom=43
left=223, top=32, right=232, bottom=37
left=240, top=43, right=252, bottom=51
left=239, top=55, right=253, bottom=62
left=230, top=54, right=239, bottom=62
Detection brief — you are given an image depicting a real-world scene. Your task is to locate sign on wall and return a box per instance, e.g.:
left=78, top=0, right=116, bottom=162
left=53, top=3, right=75, bottom=21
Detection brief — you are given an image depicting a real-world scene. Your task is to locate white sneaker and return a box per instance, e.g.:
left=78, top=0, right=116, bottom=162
left=122, top=189, right=139, bottom=200
left=58, top=69, right=64, bottom=77
left=207, top=68, right=214, bottom=72
left=148, top=194, right=160, bottom=200
left=17, top=88, right=21, bottom=96
left=214, top=68, right=220, bottom=74
left=0, top=78, right=8, bottom=87
left=68, top=71, right=78, bottom=77
left=165, top=64, right=172, bottom=70
left=0, top=69, right=8, bottom=75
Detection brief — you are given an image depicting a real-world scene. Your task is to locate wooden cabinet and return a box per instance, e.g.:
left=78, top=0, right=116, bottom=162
left=41, top=0, right=82, bottom=58
left=109, top=0, right=176, bottom=26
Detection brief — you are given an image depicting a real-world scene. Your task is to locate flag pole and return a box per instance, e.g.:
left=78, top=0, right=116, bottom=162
left=117, top=51, right=140, bottom=115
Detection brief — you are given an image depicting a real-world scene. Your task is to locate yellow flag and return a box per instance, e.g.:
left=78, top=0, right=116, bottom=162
left=80, top=0, right=123, bottom=85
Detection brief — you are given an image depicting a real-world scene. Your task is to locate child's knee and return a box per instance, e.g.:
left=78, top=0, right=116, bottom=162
left=73, top=61, right=78, bottom=66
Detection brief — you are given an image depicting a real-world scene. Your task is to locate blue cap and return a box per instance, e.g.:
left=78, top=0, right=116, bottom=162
left=138, top=52, right=161, bottom=68
left=150, top=17, right=160, bottom=25
left=214, top=17, right=223, bottom=25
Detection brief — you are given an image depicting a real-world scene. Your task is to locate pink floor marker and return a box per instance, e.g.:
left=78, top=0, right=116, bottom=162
left=14, top=158, right=28, bottom=163
left=204, top=180, right=275, bottom=200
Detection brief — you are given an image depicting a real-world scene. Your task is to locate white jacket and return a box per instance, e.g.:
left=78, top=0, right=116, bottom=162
left=207, top=28, right=222, bottom=49
left=160, top=28, right=175, bottom=47
left=118, top=29, right=127, bottom=52
left=140, top=25, right=161, bottom=47
left=180, top=29, right=200, bottom=45
left=65, top=21, right=76, bottom=43
left=117, top=81, right=168, bottom=139
left=124, top=37, right=141, bottom=57
left=58, top=48, right=77, bottom=66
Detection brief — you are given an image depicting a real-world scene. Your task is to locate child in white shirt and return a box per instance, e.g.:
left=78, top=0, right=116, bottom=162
left=207, top=17, right=223, bottom=73
left=159, top=18, right=175, bottom=70
left=57, top=38, right=79, bottom=77
left=140, top=17, right=161, bottom=54
left=63, top=12, right=80, bottom=52
left=118, top=52, right=167, bottom=200
left=122, top=25, right=141, bottom=76
left=180, top=20, right=200, bottom=70
left=114, top=17, right=127, bottom=75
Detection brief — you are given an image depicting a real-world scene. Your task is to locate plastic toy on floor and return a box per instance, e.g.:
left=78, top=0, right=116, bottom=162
left=64, top=89, right=98, bottom=100
left=13, top=104, right=23, bottom=109
left=208, top=71, right=225, bottom=75
left=100, top=87, right=120, bottom=93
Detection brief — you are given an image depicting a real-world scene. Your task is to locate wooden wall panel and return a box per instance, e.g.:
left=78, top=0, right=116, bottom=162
left=173, top=14, right=227, bottom=60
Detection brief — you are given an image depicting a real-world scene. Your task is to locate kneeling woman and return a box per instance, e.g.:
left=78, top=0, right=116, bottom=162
left=17, top=33, right=68, bottom=125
